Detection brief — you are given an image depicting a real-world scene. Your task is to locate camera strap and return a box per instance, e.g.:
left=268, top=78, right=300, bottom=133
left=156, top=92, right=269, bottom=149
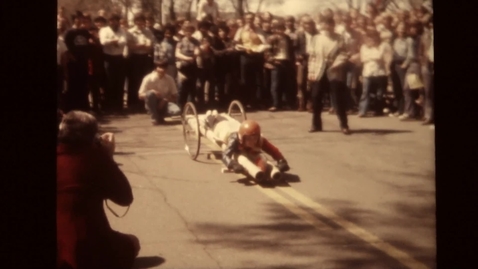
left=105, top=199, right=130, bottom=218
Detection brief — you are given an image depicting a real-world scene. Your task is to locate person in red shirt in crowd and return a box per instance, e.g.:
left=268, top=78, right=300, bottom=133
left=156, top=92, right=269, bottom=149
left=57, top=111, right=140, bottom=269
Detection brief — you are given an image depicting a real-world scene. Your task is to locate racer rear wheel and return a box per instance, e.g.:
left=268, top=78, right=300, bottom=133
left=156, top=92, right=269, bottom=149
left=227, top=100, right=247, bottom=122
left=182, top=102, right=201, bottom=160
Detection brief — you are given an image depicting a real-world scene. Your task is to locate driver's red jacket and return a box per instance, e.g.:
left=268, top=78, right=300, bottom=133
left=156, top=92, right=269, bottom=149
left=222, top=132, right=284, bottom=168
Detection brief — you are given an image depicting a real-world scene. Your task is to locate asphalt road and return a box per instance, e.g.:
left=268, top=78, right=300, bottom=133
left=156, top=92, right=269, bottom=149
left=100, top=109, right=435, bottom=269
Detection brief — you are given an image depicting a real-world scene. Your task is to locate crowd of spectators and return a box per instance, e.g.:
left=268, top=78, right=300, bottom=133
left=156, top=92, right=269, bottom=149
left=57, top=0, right=434, bottom=126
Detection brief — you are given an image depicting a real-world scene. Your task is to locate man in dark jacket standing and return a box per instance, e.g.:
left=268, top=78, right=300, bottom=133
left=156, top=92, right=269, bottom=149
left=64, top=12, right=92, bottom=112
left=87, top=26, right=106, bottom=113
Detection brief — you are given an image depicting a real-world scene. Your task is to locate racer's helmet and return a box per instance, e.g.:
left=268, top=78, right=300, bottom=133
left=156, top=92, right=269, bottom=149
left=238, top=120, right=261, bottom=148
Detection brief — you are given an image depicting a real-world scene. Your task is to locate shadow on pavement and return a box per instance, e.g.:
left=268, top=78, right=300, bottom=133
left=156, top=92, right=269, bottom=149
left=195, top=159, right=222, bottom=165
left=350, top=129, right=412, bottom=135
left=132, top=256, right=165, bottom=269
left=282, top=173, right=301, bottom=183
left=234, top=173, right=300, bottom=188
left=235, top=178, right=257, bottom=186
left=158, top=120, right=182, bottom=126
left=190, top=198, right=435, bottom=269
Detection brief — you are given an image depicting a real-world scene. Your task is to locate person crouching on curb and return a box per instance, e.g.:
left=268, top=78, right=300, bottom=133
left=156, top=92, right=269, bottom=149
left=57, top=111, right=140, bottom=269
left=222, top=119, right=290, bottom=182
left=138, top=61, right=181, bottom=125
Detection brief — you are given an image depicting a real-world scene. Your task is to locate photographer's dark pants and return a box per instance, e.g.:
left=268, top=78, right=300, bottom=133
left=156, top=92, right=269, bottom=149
left=310, top=75, right=349, bottom=130
left=127, top=53, right=150, bottom=111
left=104, top=54, right=126, bottom=111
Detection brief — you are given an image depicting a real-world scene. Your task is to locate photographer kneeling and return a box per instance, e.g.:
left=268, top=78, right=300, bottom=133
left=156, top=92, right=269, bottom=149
left=57, top=111, right=140, bottom=269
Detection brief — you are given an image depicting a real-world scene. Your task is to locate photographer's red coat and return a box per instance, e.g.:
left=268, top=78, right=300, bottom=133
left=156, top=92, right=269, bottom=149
left=57, top=143, right=135, bottom=269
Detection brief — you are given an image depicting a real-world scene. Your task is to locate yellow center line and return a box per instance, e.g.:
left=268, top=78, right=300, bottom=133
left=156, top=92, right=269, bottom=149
left=174, top=124, right=429, bottom=269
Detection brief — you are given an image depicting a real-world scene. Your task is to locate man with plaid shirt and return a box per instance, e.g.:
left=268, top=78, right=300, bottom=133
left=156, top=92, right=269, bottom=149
left=154, top=23, right=177, bottom=79
left=307, top=17, right=350, bottom=135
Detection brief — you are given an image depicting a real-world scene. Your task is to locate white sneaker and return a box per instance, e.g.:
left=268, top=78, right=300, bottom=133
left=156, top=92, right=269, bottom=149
left=398, top=114, right=409, bottom=120
left=391, top=112, right=400, bottom=117
left=205, top=110, right=215, bottom=127
left=383, top=108, right=390, bottom=114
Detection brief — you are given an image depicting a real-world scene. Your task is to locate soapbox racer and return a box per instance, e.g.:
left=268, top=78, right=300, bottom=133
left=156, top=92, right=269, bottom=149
left=181, top=100, right=289, bottom=182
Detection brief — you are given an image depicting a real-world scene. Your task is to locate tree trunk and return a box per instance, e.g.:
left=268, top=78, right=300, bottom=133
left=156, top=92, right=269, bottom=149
left=186, top=0, right=193, bottom=21
left=244, top=0, right=250, bottom=13
left=169, top=0, right=176, bottom=21
left=158, top=0, right=163, bottom=24
left=238, top=0, right=244, bottom=17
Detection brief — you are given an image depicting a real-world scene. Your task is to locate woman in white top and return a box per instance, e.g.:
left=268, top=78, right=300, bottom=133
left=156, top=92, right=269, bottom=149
left=358, top=30, right=388, bottom=117
left=390, top=23, right=410, bottom=117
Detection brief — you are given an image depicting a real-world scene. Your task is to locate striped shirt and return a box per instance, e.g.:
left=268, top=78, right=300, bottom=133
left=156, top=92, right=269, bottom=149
left=154, top=40, right=176, bottom=65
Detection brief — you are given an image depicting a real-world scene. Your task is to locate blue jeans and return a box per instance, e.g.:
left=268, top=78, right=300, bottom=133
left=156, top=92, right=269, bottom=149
left=270, top=64, right=286, bottom=108
left=145, top=90, right=181, bottom=121
left=359, top=76, right=387, bottom=115
left=422, top=61, right=434, bottom=121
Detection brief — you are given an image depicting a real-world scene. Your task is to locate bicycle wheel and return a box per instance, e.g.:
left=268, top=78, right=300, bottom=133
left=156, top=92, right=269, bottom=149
left=227, top=100, right=247, bottom=122
left=182, top=102, right=201, bottom=160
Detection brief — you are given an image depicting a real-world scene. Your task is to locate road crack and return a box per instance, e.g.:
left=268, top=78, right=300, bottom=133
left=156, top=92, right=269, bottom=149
left=126, top=155, right=223, bottom=269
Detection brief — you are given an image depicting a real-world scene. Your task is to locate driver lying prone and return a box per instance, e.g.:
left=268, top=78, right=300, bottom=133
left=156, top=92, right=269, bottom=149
left=222, top=119, right=290, bottom=182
